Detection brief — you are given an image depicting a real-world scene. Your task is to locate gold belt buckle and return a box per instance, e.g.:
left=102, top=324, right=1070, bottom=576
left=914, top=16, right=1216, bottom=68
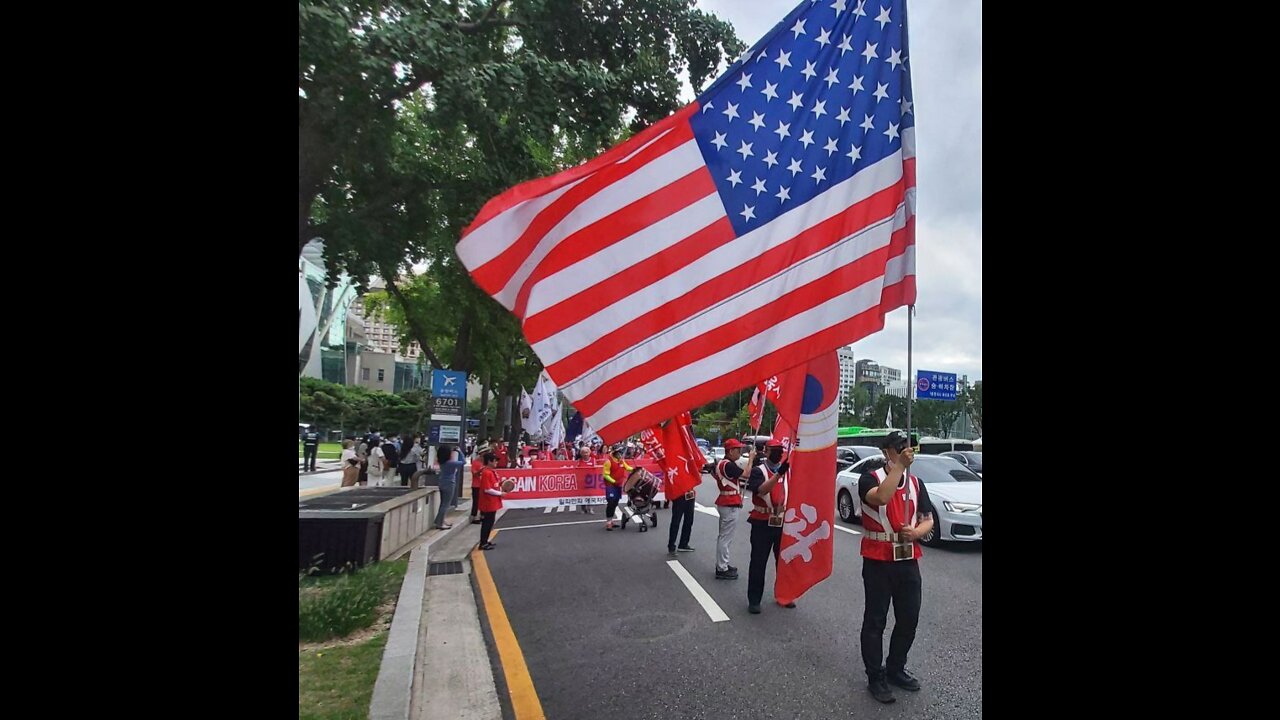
left=768, top=513, right=784, bottom=527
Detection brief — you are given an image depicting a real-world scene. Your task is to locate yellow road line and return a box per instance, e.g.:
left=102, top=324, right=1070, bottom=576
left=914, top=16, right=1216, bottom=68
left=298, top=486, right=340, bottom=499
left=471, top=530, right=545, bottom=720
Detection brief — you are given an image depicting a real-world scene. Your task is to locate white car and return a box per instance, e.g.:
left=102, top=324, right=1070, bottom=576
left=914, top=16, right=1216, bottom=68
left=835, top=455, right=983, bottom=545
left=712, top=446, right=726, bottom=461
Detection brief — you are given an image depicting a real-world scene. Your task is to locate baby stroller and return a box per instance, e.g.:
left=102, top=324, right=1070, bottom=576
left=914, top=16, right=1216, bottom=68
left=619, top=468, right=660, bottom=532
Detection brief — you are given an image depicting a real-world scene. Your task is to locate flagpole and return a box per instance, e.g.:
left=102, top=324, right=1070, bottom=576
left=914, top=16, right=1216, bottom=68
left=906, top=305, right=914, bottom=442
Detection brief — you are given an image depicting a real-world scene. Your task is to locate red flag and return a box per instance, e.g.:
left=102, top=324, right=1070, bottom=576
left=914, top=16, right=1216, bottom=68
left=774, top=351, right=839, bottom=606
left=659, top=413, right=703, bottom=499
left=748, top=376, right=783, bottom=432
left=766, top=364, right=808, bottom=455
left=639, top=426, right=665, bottom=461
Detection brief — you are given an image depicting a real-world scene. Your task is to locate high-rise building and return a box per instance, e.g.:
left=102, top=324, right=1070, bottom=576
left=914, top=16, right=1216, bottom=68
left=837, top=346, right=856, bottom=406
left=349, top=295, right=422, bottom=361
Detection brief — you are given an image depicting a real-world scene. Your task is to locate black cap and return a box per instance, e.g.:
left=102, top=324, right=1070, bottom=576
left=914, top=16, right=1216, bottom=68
left=880, top=430, right=910, bottom=451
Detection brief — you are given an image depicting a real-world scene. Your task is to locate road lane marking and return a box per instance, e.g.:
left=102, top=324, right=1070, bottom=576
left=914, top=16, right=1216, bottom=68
left=834, top=524, right=861, bottom=535
left=500, top=519, right=602, bottom=531
left=472, top=531, right=547, bottom=720
left=666, top=560, right=730, bottom=623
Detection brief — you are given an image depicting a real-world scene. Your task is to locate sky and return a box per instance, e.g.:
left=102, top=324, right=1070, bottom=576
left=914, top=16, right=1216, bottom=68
left=692, top=0, right=982, bottom=385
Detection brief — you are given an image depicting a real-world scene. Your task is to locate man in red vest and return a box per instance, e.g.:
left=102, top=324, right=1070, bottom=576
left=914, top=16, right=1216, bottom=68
left=745, top=438, right=791, bottom=614
left=857, top=430, right=936, bottom=704
left=711, top=439, right=755, bottom=580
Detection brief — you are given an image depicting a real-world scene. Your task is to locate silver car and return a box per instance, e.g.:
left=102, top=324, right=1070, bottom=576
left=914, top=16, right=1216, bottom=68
left=835, top=455, right=983, bottom=545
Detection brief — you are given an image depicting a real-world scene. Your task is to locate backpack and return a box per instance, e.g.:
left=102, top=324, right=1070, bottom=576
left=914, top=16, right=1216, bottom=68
left=383, top=442, right=400, bottom=467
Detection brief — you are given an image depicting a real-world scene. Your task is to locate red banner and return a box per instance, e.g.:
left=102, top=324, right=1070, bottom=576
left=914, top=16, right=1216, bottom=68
left=496, top=459, right=671, bottom=508
left=773, top=352, right=838, bottom=606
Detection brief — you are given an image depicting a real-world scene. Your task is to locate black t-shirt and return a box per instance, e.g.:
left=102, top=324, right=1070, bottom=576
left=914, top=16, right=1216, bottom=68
left=303, top=432, right=320, bottom=448
left=719, top=459, right=745, bottom=481
left=858, top=466, right=934, bottom=517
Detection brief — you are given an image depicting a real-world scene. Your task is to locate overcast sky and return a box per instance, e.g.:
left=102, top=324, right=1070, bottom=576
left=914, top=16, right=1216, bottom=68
left=692, top=0, right=982, bottom=385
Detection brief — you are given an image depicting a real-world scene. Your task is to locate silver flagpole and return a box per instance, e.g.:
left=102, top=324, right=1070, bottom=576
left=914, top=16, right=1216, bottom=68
left=906, top=305, right=914, bottom=442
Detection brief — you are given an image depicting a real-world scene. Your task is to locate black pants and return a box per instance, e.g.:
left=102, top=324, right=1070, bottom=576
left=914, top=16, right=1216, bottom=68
left=747, top=520, right=782, bottom=605
left=398, top=464, right=416, bottom=486
left=303, top=445, right=318, bottom=471
left=668, top=496, right=695, bottom=551
left=480, top=511, right=497, bottom=545
left=860, top=558, right=922, bottom=678
left=470, top=488, right=481, bottom=519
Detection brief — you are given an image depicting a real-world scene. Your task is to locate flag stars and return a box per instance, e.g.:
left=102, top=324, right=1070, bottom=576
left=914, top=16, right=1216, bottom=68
left=836, top=106, right=852, bottom=126
left=711, top=131, right=728, bottom=150
left=737, top=140, right=755, bottom=160
left=838, top=34, right=854, bottom=55
left=752, top=177, right=768, bottom=195
left=824, top=67, right=841, bottom=88
left=799, top=129, right=816, bottom=148
left=846, top=144, right=862, bottom=163
left=861, top=41, right=879, bottom=63
left=811, top=165, right=828, bottom=183
left=853, top=0, right=868, bottom=18
left=774, top=121, right=792, bottom=141
left=801, top=60, right=818, bottom=81
left=900, top=98, right=913, bottom=116
left=740, top=204, right=757, bottom=221
left=776, top=185, right=792, bottom=203
left=722, top=101, right=740, bottom=121
left=763, top=149, right=779, bottom=168
left=887, top=48, right=903, bottom=70
left=787, top=91, right=805, bottom=111
left=860, top=113, right=875, bottom=132
left=811, top=99, right=828, bottom=119
left=849, top=74, right=865, bottom=94
left=748, top=111, right=767, bottom=131
left=761, top=80, right=779, bottom=101
left=775, top=49, right=793, bottom=71
left=883, top=121, right=900, bottom=142
left=788, top=157, right=804, bottom=176
left=873, top=82, right=890, bottom=102
left=823, top=136, right=839, bottom=156
left=736, top=73, right=753, bottom=91
left=815, top=27, right=832, bottom=47
left=726, top=169, right=743, bottom=187
left=791, top=18, right=807, bottom=38
left=831, top=0, right=848, bottom=12
left=875, top=5, right=892, bottom=29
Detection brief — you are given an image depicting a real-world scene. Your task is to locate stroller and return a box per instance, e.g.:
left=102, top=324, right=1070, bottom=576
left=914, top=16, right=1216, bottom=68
left=619, top=467, right=660, bottom=532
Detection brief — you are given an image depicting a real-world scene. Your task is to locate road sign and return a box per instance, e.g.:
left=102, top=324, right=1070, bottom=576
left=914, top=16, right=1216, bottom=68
left=430, top=369, right=468, bottom=447
left=916, top=370, right=958, bottom=401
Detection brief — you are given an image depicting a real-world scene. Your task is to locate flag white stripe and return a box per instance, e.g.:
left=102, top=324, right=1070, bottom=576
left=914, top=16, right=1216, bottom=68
left=902, top=127, right=916, bottom=159
left=494, top=140, right=707, bottom=310
left=457, top=178, right=587, bottom=269
left=883, top=244, right=916, bottom=284
left=532, top=149, right=907, bottom=367
left=587, top=263, right=899, bottom=431
left=457, top=125, right=681, bottom=270
left=526, top=192, right=725, bottom=317
left=571, top=203, right=907, bottom=417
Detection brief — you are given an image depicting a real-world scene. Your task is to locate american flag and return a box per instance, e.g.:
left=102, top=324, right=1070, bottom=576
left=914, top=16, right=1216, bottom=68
left=457, top=0, right=916, bottom=443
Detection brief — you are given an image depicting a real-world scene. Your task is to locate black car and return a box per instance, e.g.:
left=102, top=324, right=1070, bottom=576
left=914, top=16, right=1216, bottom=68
left=940, top=451, right=982, bottom=477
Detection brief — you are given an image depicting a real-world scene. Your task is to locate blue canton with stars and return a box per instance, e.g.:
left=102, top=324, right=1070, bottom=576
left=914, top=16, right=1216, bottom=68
left=690, top=0, right=914, bottom=236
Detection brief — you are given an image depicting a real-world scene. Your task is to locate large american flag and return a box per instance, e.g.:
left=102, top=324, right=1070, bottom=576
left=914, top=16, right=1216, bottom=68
left=457, top=0, right=916, bottom=443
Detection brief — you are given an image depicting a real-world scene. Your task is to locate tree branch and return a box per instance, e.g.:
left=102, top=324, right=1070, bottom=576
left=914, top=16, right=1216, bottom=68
left=455, top=0, right=519, bottom=33
left=379, top=265, right=446, bottom=370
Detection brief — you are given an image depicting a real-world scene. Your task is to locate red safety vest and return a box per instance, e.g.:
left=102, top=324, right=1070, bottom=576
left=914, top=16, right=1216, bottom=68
left=748, top=464, right=786, bottom=522
left=712, top=459, right=744, bottom=507
left=859, top=466, right=924, bottom=562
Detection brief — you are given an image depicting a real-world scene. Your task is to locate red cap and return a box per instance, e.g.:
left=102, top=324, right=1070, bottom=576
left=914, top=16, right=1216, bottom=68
left=723, top=439, right=745, bottom=450
left=766, top=438, right=784, bottom=448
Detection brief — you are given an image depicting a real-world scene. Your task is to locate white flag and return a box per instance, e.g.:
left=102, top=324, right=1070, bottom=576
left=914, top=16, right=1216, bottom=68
left=519, top=387, right=532, bottom=419
left=886, top=404, right=892, bottom=428
left=532, top=372, right=555, bottom=433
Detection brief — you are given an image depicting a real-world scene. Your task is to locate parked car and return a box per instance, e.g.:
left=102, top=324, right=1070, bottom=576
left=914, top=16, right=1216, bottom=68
left=940, top=451, right=982, bottom=477
left=712, top=446, right=726, bottom=461
left=834, top=455, right=982, bottom=545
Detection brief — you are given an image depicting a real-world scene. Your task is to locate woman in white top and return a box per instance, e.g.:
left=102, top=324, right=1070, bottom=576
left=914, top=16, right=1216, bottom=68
left=340, top=440, right=360, bottom=487
left=368, top=439, right=388, bottom=487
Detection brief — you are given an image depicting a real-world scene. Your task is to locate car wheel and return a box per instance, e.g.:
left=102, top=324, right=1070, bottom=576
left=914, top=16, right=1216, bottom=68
left=838, top=490, right=856, bottom=524
left=920, top=514, right=943, bottom=547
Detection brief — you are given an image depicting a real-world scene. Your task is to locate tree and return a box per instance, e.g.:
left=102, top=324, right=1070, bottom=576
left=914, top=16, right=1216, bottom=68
left=300, top=0, right=744, bottom=373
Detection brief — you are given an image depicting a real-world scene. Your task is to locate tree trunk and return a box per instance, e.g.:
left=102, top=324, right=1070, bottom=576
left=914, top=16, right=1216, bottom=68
left=379, top=267, right=446, bottom=370
left=451, top=316, right=473, bottom=371
left=478, top=366, right=491, bottom=441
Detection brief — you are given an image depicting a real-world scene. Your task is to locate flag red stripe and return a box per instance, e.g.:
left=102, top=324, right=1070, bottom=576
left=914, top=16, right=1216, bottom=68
left=595, top=298, right=906, bottom=441
left=463, top=103, right=699, bottom=236
left=468, top=119, right=697, bottom=296
left=522, top=216, right=735, bottom=345
left=572, top=232, right=900, bottom=418
left=545, top=177, right=909, bottom=384
left=512, top=167, right=718, bottom=320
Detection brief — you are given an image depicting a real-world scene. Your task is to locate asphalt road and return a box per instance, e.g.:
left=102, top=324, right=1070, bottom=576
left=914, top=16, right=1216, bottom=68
left=481, top=474, right=982, bottom=719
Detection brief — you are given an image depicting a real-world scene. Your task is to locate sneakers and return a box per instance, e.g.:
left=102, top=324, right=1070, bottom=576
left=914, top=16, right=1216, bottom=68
left=479, top=542, right=496, bottom=551
left=676, top=546, right=695, bottom=553
left=748, top=604, right=761, bottom=614
left=728, top=565, right=738, bottom=572
left=470, top=518, right=482, bottom=525
left=606, top=520, right=615, bottom=531
left=886, top=668, right=921, bottom=692
left=715, top=568, right=739, bottom=580
left=868, top=675, right=896, bottom=704
left=779, top=601, right=797, bottom=608
left=435, top=524, right=453, bottom=530
left=667, top=549, right=678, bottom=558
